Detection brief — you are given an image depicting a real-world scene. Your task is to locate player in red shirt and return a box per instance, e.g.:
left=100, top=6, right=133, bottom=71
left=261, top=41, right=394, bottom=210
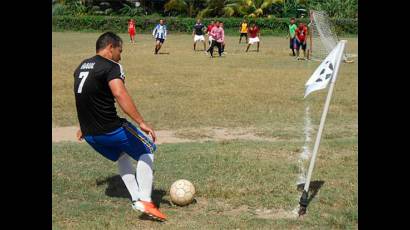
left=128, top=19, right=136, bottom=43
left=246, top=23, right=260, bottom=52
left=206, top=20, right=216, bottom=47
left=295, top=22, right=308, bottom=60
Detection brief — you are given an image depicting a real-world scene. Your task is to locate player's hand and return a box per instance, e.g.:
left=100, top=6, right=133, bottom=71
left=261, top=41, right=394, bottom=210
left=139, top=122, right=157, bottom=143
left=76, top=129, right=83, bottom=142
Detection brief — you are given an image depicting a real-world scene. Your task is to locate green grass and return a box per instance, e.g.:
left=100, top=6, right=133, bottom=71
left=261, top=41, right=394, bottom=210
left=52, top=32, right=357, bottom=139
left=52, top=32, right=357, bottom=228
left=53, top=139, right=357, bottom=229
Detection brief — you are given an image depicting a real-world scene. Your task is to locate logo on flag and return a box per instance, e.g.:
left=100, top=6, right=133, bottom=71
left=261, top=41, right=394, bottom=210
left=304, top=42, right=343, bottom=98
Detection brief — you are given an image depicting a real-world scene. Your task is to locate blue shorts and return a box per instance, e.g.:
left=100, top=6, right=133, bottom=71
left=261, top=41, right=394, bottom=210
left=295, top=39, right=306, bottom=50
left=156, top=38, right=165, bottom=44
left=84, top=121, right=157, bottom=162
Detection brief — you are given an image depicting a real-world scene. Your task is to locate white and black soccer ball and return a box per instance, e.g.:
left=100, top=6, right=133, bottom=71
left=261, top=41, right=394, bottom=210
left=169, top=179, right=196, bottom=206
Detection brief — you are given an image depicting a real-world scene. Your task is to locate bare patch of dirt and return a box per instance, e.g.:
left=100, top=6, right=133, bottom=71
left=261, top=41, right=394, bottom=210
left=52, top=126, right=280, bottom=144
left=253, top=207, right=299, bottom=220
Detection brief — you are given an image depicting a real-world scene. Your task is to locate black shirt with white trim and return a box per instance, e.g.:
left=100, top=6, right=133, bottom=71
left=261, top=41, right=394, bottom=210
left=73, top=55, right=126, bottom=136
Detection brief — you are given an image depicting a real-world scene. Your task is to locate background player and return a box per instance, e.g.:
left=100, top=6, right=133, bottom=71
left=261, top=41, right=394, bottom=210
left=239, top=19, right=248, bottom=44
left=192, top=18, right=206, bottom=51
left=208, top=20, right=224, bottom=58
left=246, top=23, right=260, bottom=52
left=206, top=20, right=215, bottom=47
left=128, top=19, right=136, bottom=43
left=295, top=22, right=308, bottom=60
left=287, top=18, right=297, bottom=56
left=152, top=19, right=167, bottom=54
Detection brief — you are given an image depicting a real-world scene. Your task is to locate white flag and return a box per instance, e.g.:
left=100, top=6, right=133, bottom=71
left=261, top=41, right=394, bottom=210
left=304, top=42, right=344, bottom=98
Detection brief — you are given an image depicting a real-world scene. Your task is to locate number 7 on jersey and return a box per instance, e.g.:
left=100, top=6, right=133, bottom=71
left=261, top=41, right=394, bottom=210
left=77, top=71, right=89, bottom=93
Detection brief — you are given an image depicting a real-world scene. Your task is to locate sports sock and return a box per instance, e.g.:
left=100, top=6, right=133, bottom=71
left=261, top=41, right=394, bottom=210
left=117, top=154, right=140, bottom=201
left=136, top=153, right=154, bottom=202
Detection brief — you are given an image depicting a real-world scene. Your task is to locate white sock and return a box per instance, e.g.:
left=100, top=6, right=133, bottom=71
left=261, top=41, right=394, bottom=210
left=117, top=154, right=140, bottom=202
left=136, top=153, right=154, bottom=202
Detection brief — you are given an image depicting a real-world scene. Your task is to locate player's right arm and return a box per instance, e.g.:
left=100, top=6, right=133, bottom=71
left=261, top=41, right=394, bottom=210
left=109, top=79, right=157, bottom=142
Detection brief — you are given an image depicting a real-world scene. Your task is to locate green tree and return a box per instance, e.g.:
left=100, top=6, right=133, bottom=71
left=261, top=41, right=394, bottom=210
left=164, top=0, right=207, bottom=17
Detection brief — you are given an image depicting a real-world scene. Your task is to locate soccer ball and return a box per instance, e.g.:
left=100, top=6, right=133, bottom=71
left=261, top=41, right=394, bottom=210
left=169, top=179, right=196, bottom=206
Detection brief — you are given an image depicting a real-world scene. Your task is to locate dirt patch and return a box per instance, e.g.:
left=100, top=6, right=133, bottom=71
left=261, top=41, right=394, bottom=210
left=52, top=126, right=280, bottom=144
left=253, top=207, right=299, bottom=220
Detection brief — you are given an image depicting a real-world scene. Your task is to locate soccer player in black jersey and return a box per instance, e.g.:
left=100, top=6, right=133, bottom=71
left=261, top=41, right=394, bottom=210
left=192, top=18, right=206, bottom=51
left=73, top=32, right=166, bottom=221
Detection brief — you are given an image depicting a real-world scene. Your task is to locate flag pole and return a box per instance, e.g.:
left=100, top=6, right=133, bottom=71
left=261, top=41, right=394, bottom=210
left=298, top=40, right=347, bottom=216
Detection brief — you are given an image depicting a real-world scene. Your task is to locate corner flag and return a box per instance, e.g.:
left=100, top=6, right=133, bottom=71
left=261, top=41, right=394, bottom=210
left=298, top=40, right=347, bottom=216
left=304, top=41, right=344, bottom=98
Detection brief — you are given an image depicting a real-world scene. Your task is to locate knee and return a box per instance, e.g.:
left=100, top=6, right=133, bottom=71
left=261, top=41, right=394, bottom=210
left=139, top=153, right=154, bottom=165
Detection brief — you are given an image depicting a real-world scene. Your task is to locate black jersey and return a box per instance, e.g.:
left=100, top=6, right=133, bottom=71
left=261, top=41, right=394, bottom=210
left=74, top=55, right=126, bottom=136
left=193, top=23, right=205, bottom=35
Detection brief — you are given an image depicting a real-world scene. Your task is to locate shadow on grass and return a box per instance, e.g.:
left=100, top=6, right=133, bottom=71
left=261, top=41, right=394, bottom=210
left=96, top=175, right=172, bottom=208
left=297, top=180, right=325, bottom=206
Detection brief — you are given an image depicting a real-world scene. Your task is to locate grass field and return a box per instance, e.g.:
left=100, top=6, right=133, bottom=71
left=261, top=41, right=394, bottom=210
left=52, top=32, right=357, bottom=229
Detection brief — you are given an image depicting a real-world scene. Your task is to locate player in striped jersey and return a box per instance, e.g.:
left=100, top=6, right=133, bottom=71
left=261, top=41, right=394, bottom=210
left=152, top=19, right=167, bottom=54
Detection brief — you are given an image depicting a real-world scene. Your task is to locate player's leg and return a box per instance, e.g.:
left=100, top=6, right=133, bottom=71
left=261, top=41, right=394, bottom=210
left=216, top=42, right=222, bottom=56
left=302, top=42, right=306, bottom=59
left=121, top=122, right=165, bottom=220
left=290, top=38, right=295, bottom=56
left=246, top=41, right=251, bottom=52
left=84, top=131, right=139, bottom=201
left=257, top=41, right=259, bottom=52
left=117, top=153, right=140, bottom=202
left=83, top=132, right=123, bottom=162
left=295, top=40, right=301, bottom=58
left=154, top=40, right=160, bottom=54
left=245, top=34, right=248, bottom=43
left=209, top=40, right=215, bottom=57
left=135, top=153, right=154, bottom=203
left=193, top=40, right=196, bottom=51
left=84, top=128, right=139, bottom=204
left=158, top=40, right=164, bottom=53
left=239, top=33, right=242, bottom=43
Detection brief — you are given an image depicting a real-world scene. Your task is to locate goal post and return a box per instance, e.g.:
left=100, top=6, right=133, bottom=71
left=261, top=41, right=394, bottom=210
left=307, top=10, right=355, bottom=63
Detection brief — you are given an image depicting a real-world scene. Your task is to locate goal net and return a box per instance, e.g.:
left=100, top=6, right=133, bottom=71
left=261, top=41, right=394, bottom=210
left=307, top=10, right=355, bottom=62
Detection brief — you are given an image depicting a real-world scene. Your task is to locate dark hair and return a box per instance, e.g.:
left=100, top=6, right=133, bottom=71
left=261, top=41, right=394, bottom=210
left=291, top=17, right=295, bottom=20
left=96, top=32, right=122, bottom=52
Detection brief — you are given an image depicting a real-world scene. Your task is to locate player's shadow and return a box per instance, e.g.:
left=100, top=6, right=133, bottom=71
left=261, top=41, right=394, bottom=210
left=158, top=52, right=170, bottom=55
left=95, top=175, right=172, bottom=209
left=296, top=180, right=325, bottom=206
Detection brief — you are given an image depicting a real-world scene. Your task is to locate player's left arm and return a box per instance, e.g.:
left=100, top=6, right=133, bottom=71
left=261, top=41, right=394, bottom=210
left=164, top=25, right=168, bottom=39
